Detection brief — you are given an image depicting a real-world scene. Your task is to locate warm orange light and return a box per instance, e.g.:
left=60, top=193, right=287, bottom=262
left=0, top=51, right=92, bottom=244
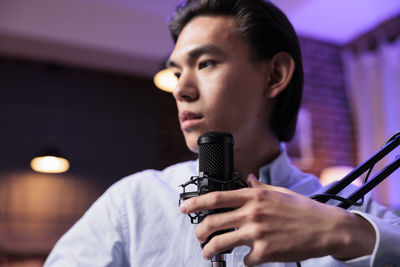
left=30, top=156, right=70, bottom=174
left=153, top=68, right=177, bottom=93
left=320, top=166, right=362, bottom=186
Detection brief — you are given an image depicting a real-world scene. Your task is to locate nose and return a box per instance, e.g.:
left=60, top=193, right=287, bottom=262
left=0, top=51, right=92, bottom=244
left=172, top=70, right=199, bottom=102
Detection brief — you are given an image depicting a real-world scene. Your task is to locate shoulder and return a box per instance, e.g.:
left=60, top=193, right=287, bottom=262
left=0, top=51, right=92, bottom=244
left=106, top=160, right=198, bottom=199
left=66, top=160, right=198, bottom=236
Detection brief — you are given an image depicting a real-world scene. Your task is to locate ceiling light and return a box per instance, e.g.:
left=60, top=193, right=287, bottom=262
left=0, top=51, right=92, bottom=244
left=30, top=146, right=70, bottom=174
left=153, top=68, right=177, bottom=93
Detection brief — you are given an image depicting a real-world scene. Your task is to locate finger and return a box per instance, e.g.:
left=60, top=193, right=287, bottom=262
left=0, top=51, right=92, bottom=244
left=195, top=209, right=244, bottom=243
left=247, top=173, right=289, bottom=193
left=202, top=229, right=250, bottom=260
left=247, top=173, right=263, bottom=188
left=179, top=188, right=250, bottom=214
left=243, top=242, right=267, bottom=267
left=247, top=173, right=306, bottom=198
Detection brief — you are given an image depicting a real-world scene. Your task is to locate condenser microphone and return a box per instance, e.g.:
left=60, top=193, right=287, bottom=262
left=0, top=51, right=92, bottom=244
left=179, top=131, right=247, bottom=267
left=198, top=131, right=235, bottom=192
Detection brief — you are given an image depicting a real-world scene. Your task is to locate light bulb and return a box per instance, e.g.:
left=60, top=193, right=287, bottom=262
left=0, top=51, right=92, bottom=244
left=153, top=69, right=177, bottom=93
left=30, top=156, right=70, bottom=173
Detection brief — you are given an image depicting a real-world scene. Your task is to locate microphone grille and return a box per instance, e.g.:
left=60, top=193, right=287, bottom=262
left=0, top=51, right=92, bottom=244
left=198, top=131, right=233, bottom=180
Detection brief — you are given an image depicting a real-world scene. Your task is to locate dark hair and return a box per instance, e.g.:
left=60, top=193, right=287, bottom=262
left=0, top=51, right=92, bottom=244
left=168, top=0, right=303, bottom=142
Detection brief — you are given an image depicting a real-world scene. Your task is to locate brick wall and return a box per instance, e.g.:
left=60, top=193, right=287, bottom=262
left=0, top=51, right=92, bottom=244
left=297, top=37, right=356, bottom=176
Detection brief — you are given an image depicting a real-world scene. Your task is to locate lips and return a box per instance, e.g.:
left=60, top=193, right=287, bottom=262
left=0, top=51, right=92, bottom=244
left=179, top=111, right=203, bottom=131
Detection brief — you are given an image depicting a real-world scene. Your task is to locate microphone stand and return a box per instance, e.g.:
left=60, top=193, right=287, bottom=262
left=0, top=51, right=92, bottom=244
left=295, top=132, right=400, bottom=267
left=211, top=254, right=226, bottom=267
left=317, top=132, right=400, bottom=209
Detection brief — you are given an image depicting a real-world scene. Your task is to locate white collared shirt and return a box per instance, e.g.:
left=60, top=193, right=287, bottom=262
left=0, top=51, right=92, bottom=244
left=45, top=147, right=400, bottom=267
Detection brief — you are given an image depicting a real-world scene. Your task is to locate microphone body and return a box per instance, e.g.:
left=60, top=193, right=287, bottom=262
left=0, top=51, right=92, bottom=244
left=179, top=131, right=247, bottom=266
left=198, top=132, right=236, bottom=255
left=198, top=131, right=234, bottom=184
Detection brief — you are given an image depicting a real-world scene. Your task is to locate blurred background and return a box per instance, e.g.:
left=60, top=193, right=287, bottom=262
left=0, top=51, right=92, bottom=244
left=0, top=0, right=399, bottom=266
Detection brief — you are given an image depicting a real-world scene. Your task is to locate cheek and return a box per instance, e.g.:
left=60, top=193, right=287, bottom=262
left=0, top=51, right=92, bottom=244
left=199, top=66, right=265, bottom=128
left=214, top=78, right=260, bottom=115
left=205, top=93, right=249, bottom=132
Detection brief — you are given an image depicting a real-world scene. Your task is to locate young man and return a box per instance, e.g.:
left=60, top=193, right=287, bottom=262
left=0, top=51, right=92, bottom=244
left=45, top=0, right=400, bottom=266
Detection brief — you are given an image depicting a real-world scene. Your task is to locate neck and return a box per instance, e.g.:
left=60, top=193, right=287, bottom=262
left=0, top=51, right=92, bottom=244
left=234, top=133, right=281, bottom=179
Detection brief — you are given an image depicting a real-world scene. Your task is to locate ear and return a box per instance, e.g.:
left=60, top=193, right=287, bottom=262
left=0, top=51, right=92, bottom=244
left=265, top=52, right=295, bottom=98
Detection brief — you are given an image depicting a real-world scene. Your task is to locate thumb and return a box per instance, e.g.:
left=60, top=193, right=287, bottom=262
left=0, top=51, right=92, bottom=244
left=247, top=173, right=263, bottom=188
left=246, top=173, right=301, bottom=197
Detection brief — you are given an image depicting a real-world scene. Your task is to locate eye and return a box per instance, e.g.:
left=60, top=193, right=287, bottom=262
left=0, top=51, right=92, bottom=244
left=174, top=72, right=181, bottom=79
left=198, top=60, right=216, bottom=69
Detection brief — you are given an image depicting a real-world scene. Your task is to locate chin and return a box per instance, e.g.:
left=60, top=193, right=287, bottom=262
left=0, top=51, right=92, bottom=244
left=183, top=131, right=200, bottom=153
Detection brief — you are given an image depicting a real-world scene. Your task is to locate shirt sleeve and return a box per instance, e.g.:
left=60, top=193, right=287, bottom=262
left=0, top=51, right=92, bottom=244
left=44, top=183, right=129, bottom=267
left=338, top=201, right=400, bottom=267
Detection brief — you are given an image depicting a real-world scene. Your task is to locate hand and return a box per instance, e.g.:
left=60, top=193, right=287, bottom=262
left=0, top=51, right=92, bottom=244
left=179, top=173, right=376, bottom=266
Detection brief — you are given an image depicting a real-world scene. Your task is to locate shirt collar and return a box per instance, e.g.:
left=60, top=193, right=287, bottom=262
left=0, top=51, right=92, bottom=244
left=195, top=143, right=317, bottom=191
left=258, top=143, right=296, bottom=187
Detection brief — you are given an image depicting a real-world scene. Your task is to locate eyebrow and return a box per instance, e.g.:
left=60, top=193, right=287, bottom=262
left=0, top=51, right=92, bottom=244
left=166, top=44, right=225, bottom=68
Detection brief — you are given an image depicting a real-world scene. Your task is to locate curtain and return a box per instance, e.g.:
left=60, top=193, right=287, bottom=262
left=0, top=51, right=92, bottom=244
left=342, top=37, right=400, bottom=209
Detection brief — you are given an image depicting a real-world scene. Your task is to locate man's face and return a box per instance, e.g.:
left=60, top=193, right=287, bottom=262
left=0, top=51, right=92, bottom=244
left=168, top=15, right=271, bottom=153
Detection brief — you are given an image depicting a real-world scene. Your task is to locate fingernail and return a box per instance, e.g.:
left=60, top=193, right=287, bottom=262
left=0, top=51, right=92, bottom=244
left=179, top=201, right=188, bottom=213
